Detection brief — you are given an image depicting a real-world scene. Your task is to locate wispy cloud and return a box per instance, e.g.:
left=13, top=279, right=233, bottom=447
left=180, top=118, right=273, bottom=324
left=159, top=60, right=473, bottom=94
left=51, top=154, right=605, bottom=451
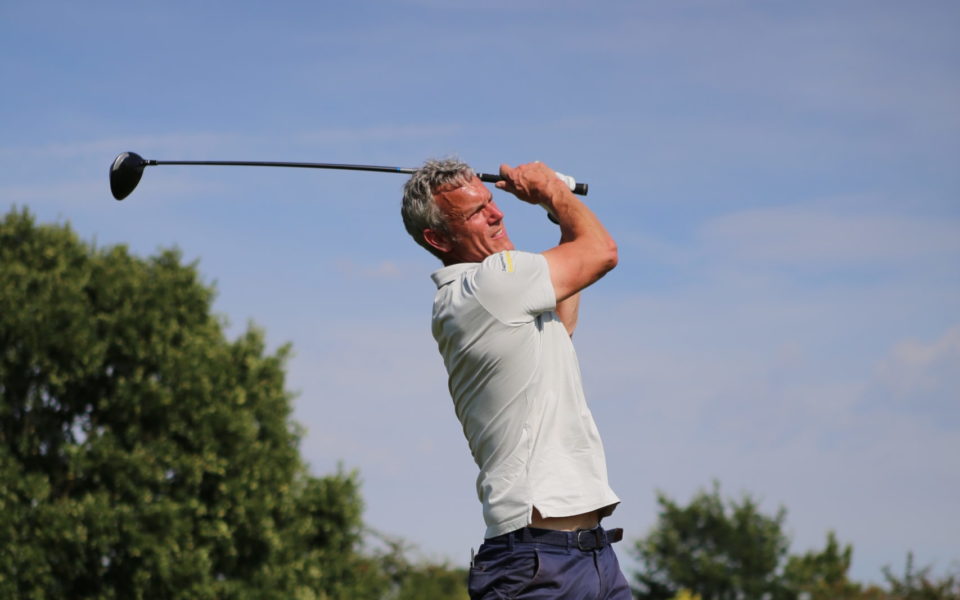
left=296, top=123, right=463, bottom=145
left=332, top=257, right=425, bottom=281
left=866, top=325, right=960, bottom=427
left=700, top=205, right=960, bottom=268
left=0, top=132, right=251, bottom=161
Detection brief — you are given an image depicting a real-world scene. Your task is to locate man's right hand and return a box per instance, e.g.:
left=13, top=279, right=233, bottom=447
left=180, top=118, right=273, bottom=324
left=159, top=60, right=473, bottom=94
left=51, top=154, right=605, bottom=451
left=497, top=161, right=618, bottom=304
left=495, top=162, right=573, bottom=208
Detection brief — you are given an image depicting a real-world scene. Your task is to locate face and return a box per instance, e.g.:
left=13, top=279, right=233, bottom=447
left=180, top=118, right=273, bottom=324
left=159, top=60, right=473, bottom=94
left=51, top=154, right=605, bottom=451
left=426, top=176, right=514, bottom=264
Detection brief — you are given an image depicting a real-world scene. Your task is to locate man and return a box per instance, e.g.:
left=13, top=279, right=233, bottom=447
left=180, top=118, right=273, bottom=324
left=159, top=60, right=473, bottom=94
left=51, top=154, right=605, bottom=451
left=401, top=159, right=630, bottom=599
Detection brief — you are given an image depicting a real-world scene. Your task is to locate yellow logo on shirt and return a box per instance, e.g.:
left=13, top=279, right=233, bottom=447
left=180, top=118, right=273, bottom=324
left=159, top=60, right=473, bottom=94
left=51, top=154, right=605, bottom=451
left=494, top=251, right=516, bottom=273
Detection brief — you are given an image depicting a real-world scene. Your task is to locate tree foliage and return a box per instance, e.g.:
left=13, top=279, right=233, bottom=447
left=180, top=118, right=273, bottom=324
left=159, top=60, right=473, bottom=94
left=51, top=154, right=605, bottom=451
left=631, top=480, right=959, bottom=600
left=633, top=481, right=791, bottom=600
left=0, top=208, right=375, bottom=599
left=880, top=553, right=960, bottom=600
left=783, top=531, right=861, bottom=600
left=363, top=532, right=468, bottom=600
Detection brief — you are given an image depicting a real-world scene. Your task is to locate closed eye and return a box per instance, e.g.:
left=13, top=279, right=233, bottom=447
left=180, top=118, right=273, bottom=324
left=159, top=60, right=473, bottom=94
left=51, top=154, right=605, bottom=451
left=466, top=198, right=492, bottom=220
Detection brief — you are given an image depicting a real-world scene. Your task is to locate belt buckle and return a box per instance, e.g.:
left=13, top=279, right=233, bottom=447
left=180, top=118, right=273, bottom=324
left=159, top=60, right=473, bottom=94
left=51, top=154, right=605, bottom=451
left=576, top=528, right=602, bottom=551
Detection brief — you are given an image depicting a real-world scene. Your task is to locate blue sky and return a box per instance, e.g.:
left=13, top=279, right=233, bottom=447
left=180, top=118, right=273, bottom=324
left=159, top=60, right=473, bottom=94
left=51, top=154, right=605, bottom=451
left=3, top=0, right=958, bottom=584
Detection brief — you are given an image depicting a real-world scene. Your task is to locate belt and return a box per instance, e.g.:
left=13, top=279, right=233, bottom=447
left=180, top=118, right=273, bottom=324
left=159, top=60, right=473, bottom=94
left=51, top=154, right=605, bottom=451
left=488, top=526, right=624, bottom=551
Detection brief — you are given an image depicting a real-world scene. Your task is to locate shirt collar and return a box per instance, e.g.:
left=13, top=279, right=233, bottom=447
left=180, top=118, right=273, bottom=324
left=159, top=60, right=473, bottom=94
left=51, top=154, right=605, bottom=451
left=430, top=262, right=476, bottom=289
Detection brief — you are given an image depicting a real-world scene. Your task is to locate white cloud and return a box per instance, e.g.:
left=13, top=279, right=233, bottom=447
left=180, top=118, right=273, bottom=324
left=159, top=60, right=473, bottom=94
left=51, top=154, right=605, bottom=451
left=578, top=4, right=960, bottom=132
left=576, top=297, right=960, bottom=581
left=865, top=326, right=960, bottom=426
left=296, top=123, right=463, bottom=144
left=700, top=206, right=960, bottom=267
left=0, top=132, right=249, bottom=161
left=332, top=258, right=420, bottom=281
left=1, top=180, right=106, bottom=205
left=570, top=193, right=960, bottom=579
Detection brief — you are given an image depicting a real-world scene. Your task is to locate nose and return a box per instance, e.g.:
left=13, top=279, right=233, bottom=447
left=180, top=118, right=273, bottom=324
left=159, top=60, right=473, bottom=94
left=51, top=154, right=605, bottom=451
left=486, top=201, right=504, bottom=222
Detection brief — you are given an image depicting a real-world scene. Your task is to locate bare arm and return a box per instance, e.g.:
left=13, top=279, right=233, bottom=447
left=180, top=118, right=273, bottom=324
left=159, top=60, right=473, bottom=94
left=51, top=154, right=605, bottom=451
left=555, top=292, right=581, bottom=336
left=496, top=162, right=617, bottom=334
left=553, top=216, right=582, bottom=335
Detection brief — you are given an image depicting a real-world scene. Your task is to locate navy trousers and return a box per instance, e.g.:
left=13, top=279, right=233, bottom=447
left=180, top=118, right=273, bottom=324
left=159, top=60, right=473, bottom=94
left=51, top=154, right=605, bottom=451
left=468, top=526, right=632, bottom=599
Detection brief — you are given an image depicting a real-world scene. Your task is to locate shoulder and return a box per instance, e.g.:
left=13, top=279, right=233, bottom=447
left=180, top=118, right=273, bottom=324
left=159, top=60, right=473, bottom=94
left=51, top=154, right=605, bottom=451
left=478, top=250, right=548, bottom=276
left=473, top=251, right=556, bottom=321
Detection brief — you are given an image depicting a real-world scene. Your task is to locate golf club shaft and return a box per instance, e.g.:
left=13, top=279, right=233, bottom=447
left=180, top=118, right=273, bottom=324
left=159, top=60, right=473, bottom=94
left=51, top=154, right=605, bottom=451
left=144, top=159, right=589, bottom=195
left=147, top=159, right=415, bottom=175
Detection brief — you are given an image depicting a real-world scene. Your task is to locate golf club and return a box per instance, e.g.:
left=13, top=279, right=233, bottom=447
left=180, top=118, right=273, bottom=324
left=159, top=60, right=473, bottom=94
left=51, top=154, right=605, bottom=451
left=109, top=152, right=589, bottom=201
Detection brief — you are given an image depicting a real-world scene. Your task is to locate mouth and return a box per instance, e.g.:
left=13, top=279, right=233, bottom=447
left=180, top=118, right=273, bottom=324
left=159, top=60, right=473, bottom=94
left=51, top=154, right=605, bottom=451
left=492, top=227, right=506, bottom=240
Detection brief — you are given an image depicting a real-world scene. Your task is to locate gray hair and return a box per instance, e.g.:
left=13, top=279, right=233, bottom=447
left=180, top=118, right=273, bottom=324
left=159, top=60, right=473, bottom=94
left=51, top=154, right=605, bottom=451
left=401, top=157, right=475, bottom=259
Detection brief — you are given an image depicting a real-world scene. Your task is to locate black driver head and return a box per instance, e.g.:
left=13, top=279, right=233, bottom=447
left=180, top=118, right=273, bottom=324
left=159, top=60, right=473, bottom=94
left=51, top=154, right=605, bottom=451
left=110, top=152, right=147, bottom=200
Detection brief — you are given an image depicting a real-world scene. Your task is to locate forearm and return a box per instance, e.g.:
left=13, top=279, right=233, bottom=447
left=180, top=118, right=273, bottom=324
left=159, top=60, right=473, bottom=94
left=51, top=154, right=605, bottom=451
left=540, top=184, right=618, bottom=300
left=553, top=195, right=607, bottom=248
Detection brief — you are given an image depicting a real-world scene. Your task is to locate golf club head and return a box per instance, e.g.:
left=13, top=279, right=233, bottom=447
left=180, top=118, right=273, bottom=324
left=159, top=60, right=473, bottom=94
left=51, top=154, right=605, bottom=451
left=110, top=152, right=147, bottom=200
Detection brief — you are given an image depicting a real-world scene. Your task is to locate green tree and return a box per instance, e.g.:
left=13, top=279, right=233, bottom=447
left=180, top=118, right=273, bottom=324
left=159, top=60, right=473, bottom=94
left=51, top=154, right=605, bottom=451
left=881, top=553, right=960, bottom=600
left=783, top=531, right=861, bottom=600
left=391, top=565, right=469, bottom=600
left=365, top=533, right=469, bottom=600
left=632, top=481, right=791, bottom=600
left=0, top=208, right=377, bottom=599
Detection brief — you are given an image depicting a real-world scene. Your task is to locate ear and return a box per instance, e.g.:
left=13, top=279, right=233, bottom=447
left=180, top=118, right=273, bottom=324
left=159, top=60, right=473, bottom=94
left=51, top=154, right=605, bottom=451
left=423, top=228, right=452, bottom=254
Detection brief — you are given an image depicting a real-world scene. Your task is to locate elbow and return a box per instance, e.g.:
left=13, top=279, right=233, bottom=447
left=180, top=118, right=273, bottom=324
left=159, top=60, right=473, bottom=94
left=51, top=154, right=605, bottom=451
left=602, top=238, right=619, bottom=273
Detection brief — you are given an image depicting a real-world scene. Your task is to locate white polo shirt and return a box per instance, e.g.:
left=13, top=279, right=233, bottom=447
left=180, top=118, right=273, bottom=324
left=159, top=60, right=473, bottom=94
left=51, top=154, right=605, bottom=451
left=430, top=250, right=619, bottom=539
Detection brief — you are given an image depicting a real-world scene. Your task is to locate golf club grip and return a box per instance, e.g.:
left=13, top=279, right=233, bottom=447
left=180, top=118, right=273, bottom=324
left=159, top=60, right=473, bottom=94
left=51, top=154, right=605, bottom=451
left=477, top=173, right=589, bottom=196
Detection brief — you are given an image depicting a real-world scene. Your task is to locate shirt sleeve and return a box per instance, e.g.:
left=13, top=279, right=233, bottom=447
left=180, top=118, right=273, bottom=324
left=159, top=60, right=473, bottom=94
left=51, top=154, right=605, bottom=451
left=471, top=251, right=556, bottom=326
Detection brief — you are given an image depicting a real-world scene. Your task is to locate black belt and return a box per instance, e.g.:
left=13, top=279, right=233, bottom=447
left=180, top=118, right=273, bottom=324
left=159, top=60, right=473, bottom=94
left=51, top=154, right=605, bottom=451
left=487, top=526, right=624, bottom=551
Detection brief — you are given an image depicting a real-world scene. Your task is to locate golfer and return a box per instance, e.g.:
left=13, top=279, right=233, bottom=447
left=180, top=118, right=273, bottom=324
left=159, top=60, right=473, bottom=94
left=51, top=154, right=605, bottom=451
left=402, top=159, right=630, bottom=599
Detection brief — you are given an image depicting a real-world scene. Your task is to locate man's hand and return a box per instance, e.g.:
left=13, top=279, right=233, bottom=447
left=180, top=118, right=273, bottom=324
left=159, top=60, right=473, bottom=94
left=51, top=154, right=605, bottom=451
left=496, top=161, right=618, bottom=309
left=495, top=162, right=573, bottom=206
